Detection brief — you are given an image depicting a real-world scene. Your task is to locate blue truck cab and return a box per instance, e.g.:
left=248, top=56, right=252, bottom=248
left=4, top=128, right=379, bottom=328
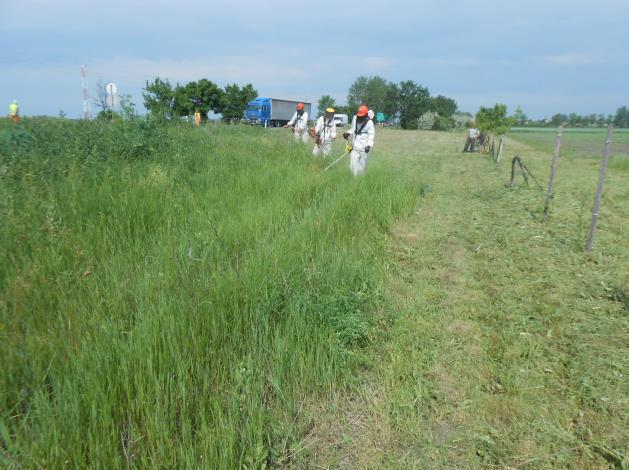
left=243, top=98, right=271, bottom=126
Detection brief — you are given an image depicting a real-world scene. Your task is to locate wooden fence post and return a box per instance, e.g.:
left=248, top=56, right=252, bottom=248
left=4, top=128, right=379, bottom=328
left=585, top=125, right=613, bottom=252
left=490, top=136, right=495, bottom=161
left=496, top=135, right=506, bottom=163
left=543, top=126, right=563, bottom=222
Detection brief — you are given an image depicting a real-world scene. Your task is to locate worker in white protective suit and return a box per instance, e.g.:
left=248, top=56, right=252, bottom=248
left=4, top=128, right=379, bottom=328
left=463, top=125, right=480, bottom=152
left=284, top=102, right=309, bottom=143
left=343, top=105, right=375, bottom=176
left=312, top=107, right=337, bottom=156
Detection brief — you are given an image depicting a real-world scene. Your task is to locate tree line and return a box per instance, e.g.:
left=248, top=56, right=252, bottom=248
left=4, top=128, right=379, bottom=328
left=139, top=74, right=461, bottom=129
left=318, top=75, right=459, bottom=130
left=508, top=106, right=629, bottom=128
left=142, top=78, right=257, bottom=123
left=137, top=74, right=628, bottom=131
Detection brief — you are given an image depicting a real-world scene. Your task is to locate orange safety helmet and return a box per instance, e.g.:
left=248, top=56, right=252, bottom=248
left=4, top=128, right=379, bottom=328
left=296, top=103, right=305, bottom=110
left=356, top=105, right=369, bottom=117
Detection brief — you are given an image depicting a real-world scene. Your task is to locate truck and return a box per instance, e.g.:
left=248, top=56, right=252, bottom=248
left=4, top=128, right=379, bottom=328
left=243, top=98, right=312, bottom=127
left=333, top=114, right=349, bottom=127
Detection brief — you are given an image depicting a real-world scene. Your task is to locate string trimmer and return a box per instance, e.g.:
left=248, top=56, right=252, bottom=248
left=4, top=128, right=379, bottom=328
left=320, top=140, right=352, bottom=173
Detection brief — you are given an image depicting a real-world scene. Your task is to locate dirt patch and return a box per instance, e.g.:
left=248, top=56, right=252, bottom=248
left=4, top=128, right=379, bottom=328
left=285, top=384, right=392, bottom=469
left=429, top=364, right=463, bottom=403
left=446, top=319, right=478, bottom=336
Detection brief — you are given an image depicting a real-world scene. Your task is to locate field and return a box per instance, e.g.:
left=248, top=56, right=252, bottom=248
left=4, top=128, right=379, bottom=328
left=510, top=127, right=629, bottom=170
left=1, top=120, right=627, bottom=468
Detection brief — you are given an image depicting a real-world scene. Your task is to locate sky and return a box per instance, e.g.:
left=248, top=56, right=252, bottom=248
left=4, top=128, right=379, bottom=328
left=1, top=0, right=628, bottom=119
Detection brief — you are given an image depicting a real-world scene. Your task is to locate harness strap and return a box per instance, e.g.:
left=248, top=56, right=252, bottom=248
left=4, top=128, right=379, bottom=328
left=351, top=117, right=371, bottom=149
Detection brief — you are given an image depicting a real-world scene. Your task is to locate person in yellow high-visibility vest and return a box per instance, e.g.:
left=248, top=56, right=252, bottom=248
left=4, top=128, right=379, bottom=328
left=194, top=110, right=202, bottom=127
left=9, top=101, right=20, bottom=123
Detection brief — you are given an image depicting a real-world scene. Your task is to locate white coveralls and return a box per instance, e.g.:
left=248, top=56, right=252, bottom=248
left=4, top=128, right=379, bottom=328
left=287, top=111, right=309, bottom=144
left=346, top=116, right=375, bottom=176
left=312, top=115, right=337, bottom=156
left=464, top=127, right=479, bottom=152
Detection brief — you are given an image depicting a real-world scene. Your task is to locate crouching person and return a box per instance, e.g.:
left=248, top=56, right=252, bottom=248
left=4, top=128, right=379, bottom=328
left=312, top=107, right=337, bottom=156
left=463, top=125, right=479, bottom=152
left=343, top=105, right=375, bottom=176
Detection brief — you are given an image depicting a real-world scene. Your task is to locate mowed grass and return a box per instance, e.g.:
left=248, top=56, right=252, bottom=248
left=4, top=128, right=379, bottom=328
left=0, top=119, right=417, bottom=467
left=295, top=129, right=628, bottom=468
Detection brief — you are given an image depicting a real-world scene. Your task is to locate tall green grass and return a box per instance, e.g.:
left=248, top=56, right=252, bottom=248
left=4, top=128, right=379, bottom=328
left=0, top=119, right=417, bottom=467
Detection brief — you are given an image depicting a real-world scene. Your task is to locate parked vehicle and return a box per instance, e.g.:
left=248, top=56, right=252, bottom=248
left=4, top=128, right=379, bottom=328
left=243, top=98, right=312, bottom=127
left=333, top=114, right=349, bottom=127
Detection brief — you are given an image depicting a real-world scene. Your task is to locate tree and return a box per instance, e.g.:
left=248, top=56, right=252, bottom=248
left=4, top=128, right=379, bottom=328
left=430, top=95, right=457, bottom=118
left=174, top=79, right=223, bottom=118
left=220, top=83, right=257, bottom=122
left=119, top=94, right=137, bottom=120
left=93, top=80, right=114, bottom=114
left=347, top=75, right=392, bottom=115
left=317, top=95, right=337, bottom=117
left=397, top=80, right=430, bottom=130
left=512, top=106, right=528, bottom=125
left=550, top=113, right=567, bottom=127
left=333, top=105, right=353, bottom=118
left=383, top=82, right=400, bottom=120
left=475, top=104, right=514, bottom=135
left=143, top=77, right=176, bottom=121
left=347, top=76, right=368, bottom=111
left=614, top=106, right=628, bottom=128
left=433, top=115, right=455, bottom=131
left=417, top=111, right=438, bottom=130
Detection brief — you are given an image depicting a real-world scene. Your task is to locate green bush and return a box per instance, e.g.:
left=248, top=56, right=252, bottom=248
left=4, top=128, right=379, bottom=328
left=433, top=115, right=455, bottom=131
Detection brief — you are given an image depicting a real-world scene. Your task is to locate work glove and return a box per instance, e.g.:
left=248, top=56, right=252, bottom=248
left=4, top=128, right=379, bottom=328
left=343, top=132, right=350, bottom=139
left=364, top=146, right=371, bottom=153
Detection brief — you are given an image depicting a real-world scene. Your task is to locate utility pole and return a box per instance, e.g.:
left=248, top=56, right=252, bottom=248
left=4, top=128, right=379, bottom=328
left=81, top=64, right=92, bottom=120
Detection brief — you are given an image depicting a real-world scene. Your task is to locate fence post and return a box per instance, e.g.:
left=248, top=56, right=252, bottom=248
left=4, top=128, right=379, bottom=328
left=543, top=126, right=563, bottom=222
left=496, top=135, right=506, bottom=163
left=510, top=156, right=518, bottom=187
left=585, top=125, right=613, bottom=252
left=490, top=136, right=495, bottom=161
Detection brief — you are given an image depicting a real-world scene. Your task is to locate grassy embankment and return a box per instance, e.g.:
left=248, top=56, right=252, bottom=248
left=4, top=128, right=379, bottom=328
left=1, top=121, right=627, bottom=468
left=297, top=128, right=628, bottom=468
left=0, top=118, right=417, bottom=467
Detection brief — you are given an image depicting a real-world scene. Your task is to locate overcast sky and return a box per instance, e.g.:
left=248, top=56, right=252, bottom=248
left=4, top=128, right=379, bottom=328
left=2, top=0, right=628, bottom=119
